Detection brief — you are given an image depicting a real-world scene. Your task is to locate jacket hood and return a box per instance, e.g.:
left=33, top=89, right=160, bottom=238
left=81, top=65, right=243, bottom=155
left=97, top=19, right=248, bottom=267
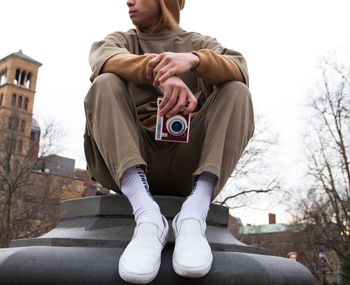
left=139, top=0, right=185, bottom=33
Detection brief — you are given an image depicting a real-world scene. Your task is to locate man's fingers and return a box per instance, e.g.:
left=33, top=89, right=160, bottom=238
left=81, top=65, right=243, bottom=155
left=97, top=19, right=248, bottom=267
left=153, top=60, right=169, bottom=85
left=159, top=88, right=171, bottom=111
left=146, top=60, right=155, bottom=81
left=153, top=65, right=175, bottom=85
left=146, top=56, right=162, bottom=80
left=158, top=68, right=177, bottom=83
left=153, top=67, right=166, bottom=86
left=160, top=88, right=178, bottom=117
left=184, top=95, right=197, bottom=115
left=158, top=75, right=196, bottom=117
left=166, top=90, right=186, bottom=118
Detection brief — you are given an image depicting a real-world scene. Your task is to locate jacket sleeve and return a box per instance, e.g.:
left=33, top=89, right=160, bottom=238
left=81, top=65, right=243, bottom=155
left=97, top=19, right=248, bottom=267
left=89, top=31, right=152, bottom=83
left=191, top=35, right=249, bottom=86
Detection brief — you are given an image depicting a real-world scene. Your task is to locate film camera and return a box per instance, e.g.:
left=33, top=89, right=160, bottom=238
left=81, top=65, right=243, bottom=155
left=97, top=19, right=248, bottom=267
left=155, top=97, right=191, bottom=143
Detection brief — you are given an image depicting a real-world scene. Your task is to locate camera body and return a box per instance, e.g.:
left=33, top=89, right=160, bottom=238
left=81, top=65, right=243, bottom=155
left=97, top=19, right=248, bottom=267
left=155, top=97, right=191, bottom=143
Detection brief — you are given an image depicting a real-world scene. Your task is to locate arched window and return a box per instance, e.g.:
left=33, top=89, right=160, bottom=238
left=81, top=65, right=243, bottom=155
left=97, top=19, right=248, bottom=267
left=25, top=73, right=32, bottom=89
left=20, top=71, right=25, bottom=86
left=14, top=69, right=20, bottom=85
left=0, top=69, right=7, bottom=86
left=11, top=94, right=17, bottom=107
left=17, top=96, right=23, bottom=109
left=23, top=97, right=28, bottom=110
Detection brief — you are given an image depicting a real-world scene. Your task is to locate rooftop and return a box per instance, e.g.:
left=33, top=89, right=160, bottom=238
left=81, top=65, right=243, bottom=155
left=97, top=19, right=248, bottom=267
left=0, top=49, right=42, bottom=66
left=240, top=223, right=302, bottom=234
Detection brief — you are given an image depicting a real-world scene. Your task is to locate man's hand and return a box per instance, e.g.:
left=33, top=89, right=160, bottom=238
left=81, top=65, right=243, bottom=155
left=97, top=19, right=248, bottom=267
left=159, top=76, right=197, bottom=118
left=146, top=52, right=199, bottom=85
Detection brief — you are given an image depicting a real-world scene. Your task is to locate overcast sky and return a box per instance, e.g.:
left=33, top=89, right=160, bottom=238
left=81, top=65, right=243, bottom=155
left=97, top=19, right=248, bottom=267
left=1, top=0, right=350, bottom=225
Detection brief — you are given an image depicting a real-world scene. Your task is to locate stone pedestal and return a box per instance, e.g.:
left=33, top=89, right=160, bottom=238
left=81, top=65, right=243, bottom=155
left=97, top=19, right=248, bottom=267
left=0, top=195, right=314, bottom=284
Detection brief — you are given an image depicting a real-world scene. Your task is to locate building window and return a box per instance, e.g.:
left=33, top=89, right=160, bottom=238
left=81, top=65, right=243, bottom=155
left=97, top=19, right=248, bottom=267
left=17, top=96, right=23, bottom=109
left=13, top=118, right=19, bottom=131
left=11, top=94, right=16, bottom=107
left=0, top=94, right=3, bottom=105
left=7, top=117, right=21, bottom=131
left=15, top=69, right=23, bottom=86
left=14, top=69, right=20, bottom=85
left=4, top=138, right=18, bottom=153
left=20, top=120, right=25, bottom=132
left=25, top=73, right=32, bottom=89
left=20, top=71, right=26, bottom=86
left=76, top=185, right=81, bottom=193
left=23, top=97, right=28, bottom=110
left=0, top=69, right=7, bottom=85
left=14, top=69, right=31, bottom=87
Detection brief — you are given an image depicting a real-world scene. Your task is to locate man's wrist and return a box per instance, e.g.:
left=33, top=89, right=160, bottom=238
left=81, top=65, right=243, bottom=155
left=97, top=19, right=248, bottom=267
left=189, top=53, right=200, bottom=69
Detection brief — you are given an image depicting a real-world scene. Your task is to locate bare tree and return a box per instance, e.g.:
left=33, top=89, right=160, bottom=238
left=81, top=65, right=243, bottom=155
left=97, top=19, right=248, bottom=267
left=216, top=114, right=281, bottom=208
left=0, top=115, right=65, bottom=247
left=38, top=117, right=66, bottom=156
left=292, top=54, right=350, bottom=282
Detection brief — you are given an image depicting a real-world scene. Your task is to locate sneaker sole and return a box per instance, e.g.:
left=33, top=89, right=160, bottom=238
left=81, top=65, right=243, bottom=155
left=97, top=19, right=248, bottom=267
left=172, top=254, right=213, bottom=278
left=119, top=260, right=160, bottom=284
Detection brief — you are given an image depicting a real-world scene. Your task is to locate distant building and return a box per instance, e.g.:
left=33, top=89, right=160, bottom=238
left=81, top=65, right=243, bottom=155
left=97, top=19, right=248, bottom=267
left=228, top=213, right=341, bottom=284
left=228, top=213, right=299, bottom=258
left=34, top=154, right=76, bottom=177
left=239, top=221, right=300, bottom=258
left=74, top=168, right=110, bottom=197
left=0, top=50, right=42, bottom=160
left=0, top=51, right=84, bottom=242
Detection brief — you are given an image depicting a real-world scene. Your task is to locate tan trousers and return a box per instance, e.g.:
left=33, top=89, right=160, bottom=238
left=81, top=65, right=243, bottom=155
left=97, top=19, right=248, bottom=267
left=84, top=73, right=254, bottom=198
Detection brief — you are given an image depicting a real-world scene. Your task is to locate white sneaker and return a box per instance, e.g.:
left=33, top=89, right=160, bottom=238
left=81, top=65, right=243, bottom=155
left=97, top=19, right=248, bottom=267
left=118, top=216, right=169, bottom=284
left=172, top=214, right=213, bottom=278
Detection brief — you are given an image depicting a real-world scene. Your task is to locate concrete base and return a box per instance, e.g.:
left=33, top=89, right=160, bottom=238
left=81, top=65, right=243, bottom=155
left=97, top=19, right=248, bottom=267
left=0, top=195, right=314, bottom=284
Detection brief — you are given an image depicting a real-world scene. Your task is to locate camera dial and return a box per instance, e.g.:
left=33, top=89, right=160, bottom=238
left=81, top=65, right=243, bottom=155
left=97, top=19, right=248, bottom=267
left=166, top=115, right=187, bottom=136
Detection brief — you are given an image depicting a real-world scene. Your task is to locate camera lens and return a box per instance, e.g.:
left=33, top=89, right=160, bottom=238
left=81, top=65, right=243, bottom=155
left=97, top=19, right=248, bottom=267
left=166, top=115, right=187, bottom=136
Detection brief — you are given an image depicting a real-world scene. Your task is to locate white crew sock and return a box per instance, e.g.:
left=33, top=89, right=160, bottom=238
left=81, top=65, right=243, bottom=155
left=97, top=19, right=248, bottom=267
left=176, top=172, right=216, bottom=227
left=120, top=166, right=164, bottom=232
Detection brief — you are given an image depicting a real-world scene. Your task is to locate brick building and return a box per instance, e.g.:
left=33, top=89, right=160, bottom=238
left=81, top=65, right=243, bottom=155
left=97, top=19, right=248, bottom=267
left=228, top=213, right=299, bottom=257
left=228, top=213, right=341, bottom=284
left=0, top=51, right=85, bottom=245
left=74, top=168, right=110, bottom=197
left=0, top=50, right=41, bottom=160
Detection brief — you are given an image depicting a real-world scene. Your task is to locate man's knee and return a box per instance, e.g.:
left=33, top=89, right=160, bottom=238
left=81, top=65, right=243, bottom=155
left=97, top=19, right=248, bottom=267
left=85, top=73, right=128, bottom=107
left=92, top=72, right=124, bottom=87
left=215, top=80, right=254, bottom=134
left=216, top=81, right=251, bottom=104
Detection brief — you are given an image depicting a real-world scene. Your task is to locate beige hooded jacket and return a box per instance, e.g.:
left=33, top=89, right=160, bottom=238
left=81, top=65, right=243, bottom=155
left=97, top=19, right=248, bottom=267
left=89, top=0, right=248, bottom=126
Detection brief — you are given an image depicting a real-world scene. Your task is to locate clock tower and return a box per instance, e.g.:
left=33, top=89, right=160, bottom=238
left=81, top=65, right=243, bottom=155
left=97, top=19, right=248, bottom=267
left=0, top=50, right=42, bottom=159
